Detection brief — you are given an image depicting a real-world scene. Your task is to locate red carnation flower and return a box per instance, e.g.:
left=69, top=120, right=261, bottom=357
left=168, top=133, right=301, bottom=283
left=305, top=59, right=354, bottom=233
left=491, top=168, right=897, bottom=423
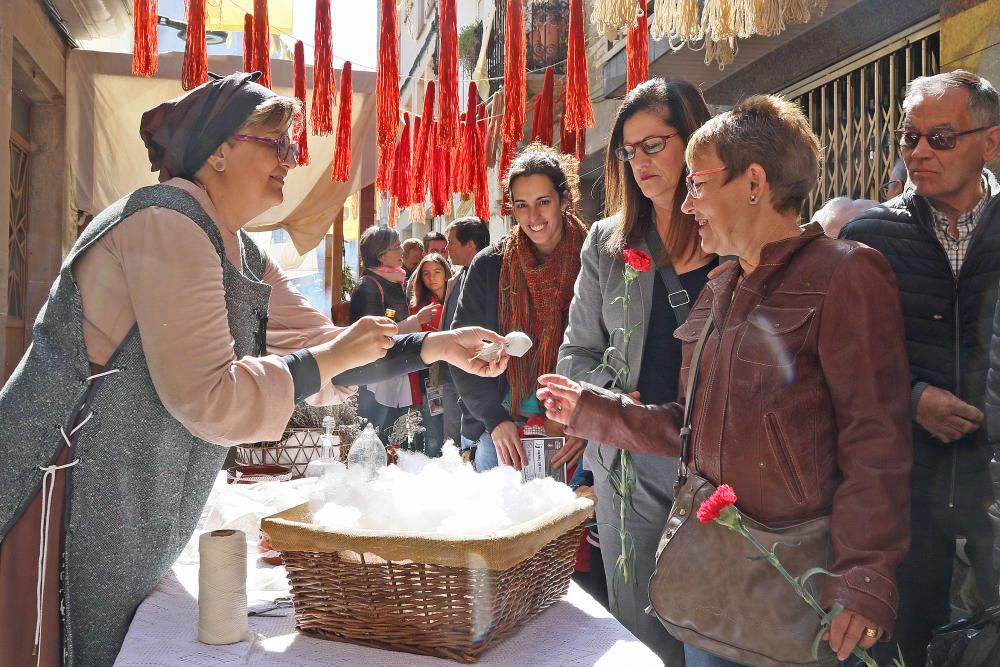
left=623, top=248, right=652, bottom=272
left=696, top=484, right=738, bottom=523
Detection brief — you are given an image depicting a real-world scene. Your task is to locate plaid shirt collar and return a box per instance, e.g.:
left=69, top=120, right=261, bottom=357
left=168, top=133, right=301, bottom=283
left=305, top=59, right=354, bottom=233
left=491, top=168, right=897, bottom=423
left=928, top=171, right=998, bottom=240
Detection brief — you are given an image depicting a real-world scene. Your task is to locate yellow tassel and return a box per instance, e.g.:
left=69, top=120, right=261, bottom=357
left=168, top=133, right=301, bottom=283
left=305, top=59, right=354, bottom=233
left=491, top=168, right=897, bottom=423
left=650, top=0, right=702, bottom=42
left=702, top=0, right=737, bottom=42
left=754, top=0, right=786, bottom=37
left=591, top=0, right=643, bottom=40
left=705, top=37, right=738, bottom=70
left=783, top=0, right=812, bottom=25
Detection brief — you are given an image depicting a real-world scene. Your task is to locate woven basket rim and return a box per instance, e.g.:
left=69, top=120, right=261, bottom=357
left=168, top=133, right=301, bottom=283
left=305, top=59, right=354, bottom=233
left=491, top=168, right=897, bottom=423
left=262, top=491, right=595, bottom=570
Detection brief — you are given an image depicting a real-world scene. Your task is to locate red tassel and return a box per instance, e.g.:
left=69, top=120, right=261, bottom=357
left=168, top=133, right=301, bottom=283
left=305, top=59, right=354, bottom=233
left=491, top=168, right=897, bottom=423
left=437, top=0, right=460, bottom=148
left=390, top=113, right=413, bottom=207
left=560, top=106, right=576, bottom=156
left=292, top=41, right=310, bottom=166
left=132, top=0, right=158, bottom=77
left=530, top=66, right=555, bottom=146
left=498, top=139, right=516, bottom=215
left=626, top=7, right=649, bottom=92
left=431, top=120, right=452, bottom=217
left=181, top=0, right=207, bottom=91
left=471, top=116, right=491, bottom=220
left=376, top=0, right=400, bottom=192
left=411, top=82, right=436, bottom=205
left=252, top=0, right=271, bottom=88
left=574, top=128, right=586, bottom=161
left=565, top=0, right=594, bottom=131
left=331, top=62, right=353, bottom=182
left=243, top=13, right=255, bottom=73
left=311, top=0, right=336, bottom=135
left=501, top=0, right=526, bottom=148
left=454, top=82, right=477, bottom=194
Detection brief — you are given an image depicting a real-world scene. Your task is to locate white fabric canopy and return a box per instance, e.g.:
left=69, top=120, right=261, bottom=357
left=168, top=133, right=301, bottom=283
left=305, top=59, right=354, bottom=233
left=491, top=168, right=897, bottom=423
left=66, top=50, right=377, bottom=253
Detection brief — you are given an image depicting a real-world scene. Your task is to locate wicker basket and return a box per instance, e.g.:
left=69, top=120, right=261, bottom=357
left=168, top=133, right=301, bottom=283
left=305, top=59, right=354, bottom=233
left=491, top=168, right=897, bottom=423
left=261, top=494, right=595, bottom=663
left=236, top=427, right=357, bottom=478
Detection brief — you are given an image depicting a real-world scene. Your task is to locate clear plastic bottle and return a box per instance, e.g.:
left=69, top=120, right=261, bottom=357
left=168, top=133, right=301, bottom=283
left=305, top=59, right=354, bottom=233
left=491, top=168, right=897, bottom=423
left=347, top=424, right=388, bottom=480
left=305, top=415, right=342, bottom=478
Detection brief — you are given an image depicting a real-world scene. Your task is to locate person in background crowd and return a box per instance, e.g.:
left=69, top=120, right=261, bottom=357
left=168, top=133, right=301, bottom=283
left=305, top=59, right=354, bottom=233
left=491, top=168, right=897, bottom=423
left=442, top=217, right=491, bottom=450
left=423, top=230, right=448, bottom=257
left=401, top=237, right=425, bottom=279
left=541, top=94, right=912, bottom=667
left=410, top=253, right=453, bottom=456
left=556, top=77, right=714, bottom=665
left=0, top=73, right=507, bottom=666
left=883, top=157, right=909, bottom=201
left=842, top=70, right=1000, bottom=667
left=351, top=227, right=441, bottom=442
left=811, top=196, right=879, bottom=238
left=452, top=143, right=588, bottom=472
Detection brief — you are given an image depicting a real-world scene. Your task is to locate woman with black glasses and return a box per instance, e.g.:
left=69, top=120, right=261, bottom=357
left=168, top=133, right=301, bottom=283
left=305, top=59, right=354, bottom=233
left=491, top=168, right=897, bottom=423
left=556, top=78, right=714, bottom=664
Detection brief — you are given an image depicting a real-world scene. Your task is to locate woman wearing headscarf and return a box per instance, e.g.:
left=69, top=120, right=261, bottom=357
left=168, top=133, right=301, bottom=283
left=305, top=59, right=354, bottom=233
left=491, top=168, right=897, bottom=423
left=452, top=142, right=588, bottom=472
left=556, top=78, right=713, bottom=664
left=540, top=96, right=911, bottom=665
left=0, top=72, right=505, bottom=667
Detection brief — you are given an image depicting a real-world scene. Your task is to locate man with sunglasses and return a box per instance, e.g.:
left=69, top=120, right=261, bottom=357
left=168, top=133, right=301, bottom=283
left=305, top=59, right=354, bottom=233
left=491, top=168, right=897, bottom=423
left=840, top=70, right=1000, bottom=667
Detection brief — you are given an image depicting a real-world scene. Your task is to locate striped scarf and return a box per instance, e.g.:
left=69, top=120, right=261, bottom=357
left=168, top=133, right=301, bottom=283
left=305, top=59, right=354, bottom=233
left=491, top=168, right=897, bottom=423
left=499, top=213, right=587, bottom=416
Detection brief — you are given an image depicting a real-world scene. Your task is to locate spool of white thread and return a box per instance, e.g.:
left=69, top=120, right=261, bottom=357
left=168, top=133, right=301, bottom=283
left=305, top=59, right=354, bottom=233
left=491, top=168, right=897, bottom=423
left=198, top=529, right=248, bottom=645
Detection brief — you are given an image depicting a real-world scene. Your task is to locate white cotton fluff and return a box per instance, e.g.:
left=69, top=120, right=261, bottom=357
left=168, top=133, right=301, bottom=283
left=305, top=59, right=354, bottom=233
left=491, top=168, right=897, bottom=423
left=307, top=444, right=576, bottom=537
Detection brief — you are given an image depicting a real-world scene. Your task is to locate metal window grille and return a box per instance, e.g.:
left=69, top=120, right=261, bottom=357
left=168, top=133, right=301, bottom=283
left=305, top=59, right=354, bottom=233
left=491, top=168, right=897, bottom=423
left=782, top=22, right=940, bottom=221
left=8, top=134, right=29, bottom=321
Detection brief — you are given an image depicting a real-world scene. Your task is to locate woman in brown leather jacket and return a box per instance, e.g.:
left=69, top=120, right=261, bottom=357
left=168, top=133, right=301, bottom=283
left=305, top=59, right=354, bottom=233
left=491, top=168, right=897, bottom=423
left=538, top=95, right=913, bottom=666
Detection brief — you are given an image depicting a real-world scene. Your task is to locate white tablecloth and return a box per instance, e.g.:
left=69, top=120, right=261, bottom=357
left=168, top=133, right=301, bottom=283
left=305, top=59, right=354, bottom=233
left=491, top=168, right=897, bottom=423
left=114, top=475, right=662, bottom=666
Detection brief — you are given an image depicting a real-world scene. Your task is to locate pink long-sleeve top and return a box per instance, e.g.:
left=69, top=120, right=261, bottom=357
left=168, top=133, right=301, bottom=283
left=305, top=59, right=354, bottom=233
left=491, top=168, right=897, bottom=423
left=72, top=178, right=347, bottom=447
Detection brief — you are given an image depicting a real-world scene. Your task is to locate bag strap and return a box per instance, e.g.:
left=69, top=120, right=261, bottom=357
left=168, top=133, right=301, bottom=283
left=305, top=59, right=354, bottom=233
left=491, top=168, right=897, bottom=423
left=645, top=226, right=691, bottom=323
left=363, top=273, right=386, bottom=310
left=676, top=313, right=716, bottom=491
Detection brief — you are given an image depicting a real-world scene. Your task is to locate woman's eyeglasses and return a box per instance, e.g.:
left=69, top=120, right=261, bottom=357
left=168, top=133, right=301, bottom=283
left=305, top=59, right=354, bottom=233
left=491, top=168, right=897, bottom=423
left=685, top=167, right=728, bottom=199
left=230, top=133, right=300, bottom=163
left=614, top=133, right=679, bottom=161
left=894, top=126, right=991, bottom=151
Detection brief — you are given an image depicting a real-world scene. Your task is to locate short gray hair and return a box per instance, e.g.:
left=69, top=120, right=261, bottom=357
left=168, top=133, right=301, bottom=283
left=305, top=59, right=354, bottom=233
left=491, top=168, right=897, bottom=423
left=904, top=70, right=1000, bottom=128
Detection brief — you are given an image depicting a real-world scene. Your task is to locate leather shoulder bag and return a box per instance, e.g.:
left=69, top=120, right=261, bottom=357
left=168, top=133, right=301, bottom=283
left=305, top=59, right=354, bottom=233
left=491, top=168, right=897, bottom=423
left=647, top=312, right=835, bottom=667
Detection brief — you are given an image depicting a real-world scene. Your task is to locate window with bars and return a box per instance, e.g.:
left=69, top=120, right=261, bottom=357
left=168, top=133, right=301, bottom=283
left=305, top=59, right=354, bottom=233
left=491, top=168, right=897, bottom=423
left=8, top=135, right=29, bottom=322
left=784, top=25, right=940, bottom=221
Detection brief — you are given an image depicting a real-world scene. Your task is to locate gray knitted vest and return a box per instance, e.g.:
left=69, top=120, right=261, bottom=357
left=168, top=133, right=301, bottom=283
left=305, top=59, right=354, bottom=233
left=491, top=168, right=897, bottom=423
left=0, top=184, right=271, bottom=666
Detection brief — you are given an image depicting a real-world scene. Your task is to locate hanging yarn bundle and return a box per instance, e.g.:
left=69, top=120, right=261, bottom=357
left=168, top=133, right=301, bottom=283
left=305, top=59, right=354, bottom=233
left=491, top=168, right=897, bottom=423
left=454, top=82, right=477, bottom=194
left=390, top=113, right=413, bottom=208
left=485, top=92, right=503, bottom=168
left=497, top=139, right=516, bottom=214
left=242, top=13, right=255, bottom=72
left=376, top=0, right=401, bottom=192
left=591, top=0, right=642, bottom=40
left=430, top=120, right=452, bottom=217
left=469, top=107, right=491, bottom=220
left=331, top=62, right=353, bottom=182
left=437, top=0, right=460, bottom=148
left=701, top=0, right=737, bottom=42
left=530, top=66, right=555, bottom=147
left=132, top=0, right=158, bottom=77
left=411, top=82, right=436, bottom=205
left=500, top=0, right=526, bottom=151
left=649, top=0, right=702, bottom=42
left=753, top=0, right=786, bottom=37
left=252, top=0, right=271, bottom=88
left=704, top=37, right=738, bottom=70
left=181, top=0, right=208, bottom=91
left=197, top=530, right=247, bottom=645
left=626, top=7, right=648, bottom=92
left=564, top=0, right=594, bottom=132
left=311, top=0, right=336, bottom=135
left=292, top=41, right=310, bottom=166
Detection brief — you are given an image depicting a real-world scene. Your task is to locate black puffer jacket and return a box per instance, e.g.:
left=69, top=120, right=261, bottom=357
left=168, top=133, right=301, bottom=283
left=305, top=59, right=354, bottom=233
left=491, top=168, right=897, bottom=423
left=840, top=173, right=1000, bottom=506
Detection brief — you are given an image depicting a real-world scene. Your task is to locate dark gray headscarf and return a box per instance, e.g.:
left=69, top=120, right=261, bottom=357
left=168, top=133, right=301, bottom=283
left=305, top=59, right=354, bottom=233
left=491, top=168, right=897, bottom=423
left=139, top=71, right=275, bottom=181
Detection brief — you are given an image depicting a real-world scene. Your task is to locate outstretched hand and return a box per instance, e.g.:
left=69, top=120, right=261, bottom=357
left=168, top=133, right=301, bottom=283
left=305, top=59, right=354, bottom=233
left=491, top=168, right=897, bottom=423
left=536, top=374, right=584, bottom=426
left=422, top=327, right=509, bottom=377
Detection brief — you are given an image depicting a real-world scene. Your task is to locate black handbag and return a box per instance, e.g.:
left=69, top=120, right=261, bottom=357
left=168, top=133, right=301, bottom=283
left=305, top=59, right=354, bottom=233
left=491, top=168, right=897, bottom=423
left=647, top=313, right=835, bottom=667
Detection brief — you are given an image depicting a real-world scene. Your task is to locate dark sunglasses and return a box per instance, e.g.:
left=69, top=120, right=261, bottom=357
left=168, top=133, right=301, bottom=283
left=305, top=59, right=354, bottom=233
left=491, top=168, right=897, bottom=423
left=894, top=126, right=991, bottom=151
left=614, top=133, right=679, bottom=161
left=230, top=133, right=300, bottom=163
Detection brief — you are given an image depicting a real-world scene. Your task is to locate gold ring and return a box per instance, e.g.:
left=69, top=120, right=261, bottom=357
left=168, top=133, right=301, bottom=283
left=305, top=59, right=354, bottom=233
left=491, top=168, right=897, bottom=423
left=863, top=627, right=878, bottom=638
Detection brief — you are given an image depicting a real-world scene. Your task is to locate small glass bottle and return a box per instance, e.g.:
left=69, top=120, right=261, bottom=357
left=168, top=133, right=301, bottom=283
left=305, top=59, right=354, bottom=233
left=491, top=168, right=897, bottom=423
left=347, top=424, right=388, bottom=481
left=305, top=415, right=341, bottom=478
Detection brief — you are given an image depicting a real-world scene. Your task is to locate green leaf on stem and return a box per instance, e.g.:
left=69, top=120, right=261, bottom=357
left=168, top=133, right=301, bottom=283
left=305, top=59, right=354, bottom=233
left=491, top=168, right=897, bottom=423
left=798, top=567, right=842, bottom=590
